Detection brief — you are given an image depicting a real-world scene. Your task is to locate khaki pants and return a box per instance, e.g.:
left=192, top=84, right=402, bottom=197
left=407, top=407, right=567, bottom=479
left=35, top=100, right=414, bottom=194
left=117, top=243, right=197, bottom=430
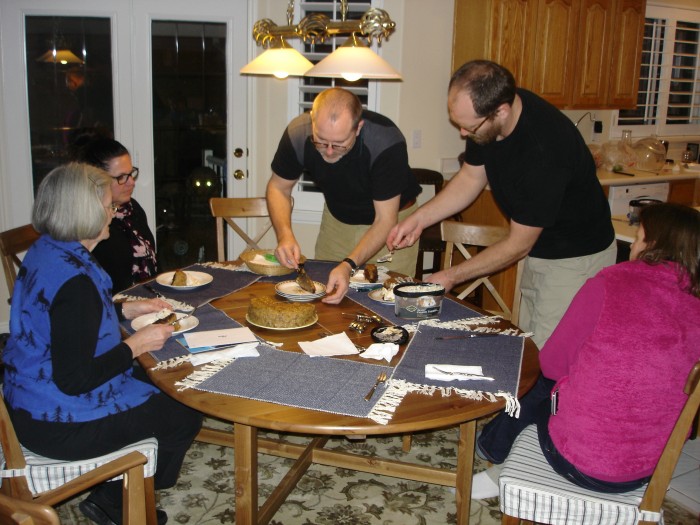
left=315, top=203, right=420, bottom=278
left=518, top=240, right=617, bottom=349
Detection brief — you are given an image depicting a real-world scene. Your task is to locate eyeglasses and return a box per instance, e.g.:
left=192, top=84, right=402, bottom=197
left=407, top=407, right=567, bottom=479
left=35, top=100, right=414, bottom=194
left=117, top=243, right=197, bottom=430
left=112, top=167, right=139, bottom=185
left=310, top=140, right=351, bottom=153
left=464, top=114, right=492, bottom=136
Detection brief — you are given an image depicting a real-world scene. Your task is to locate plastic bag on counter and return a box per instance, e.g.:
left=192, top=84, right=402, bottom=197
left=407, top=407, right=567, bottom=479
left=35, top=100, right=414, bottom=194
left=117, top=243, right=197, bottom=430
left=602, top=140, right=637, bottom=172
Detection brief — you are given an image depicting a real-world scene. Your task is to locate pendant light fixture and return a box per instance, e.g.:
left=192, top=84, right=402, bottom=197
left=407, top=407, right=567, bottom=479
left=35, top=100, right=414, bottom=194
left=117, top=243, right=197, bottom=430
left=240, top=0, right=399, bottom=81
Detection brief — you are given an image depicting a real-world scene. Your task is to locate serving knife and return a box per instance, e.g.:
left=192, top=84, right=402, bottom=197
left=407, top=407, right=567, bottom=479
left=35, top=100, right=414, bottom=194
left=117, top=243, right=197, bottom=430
left=295, top=262, right=316, bottom=293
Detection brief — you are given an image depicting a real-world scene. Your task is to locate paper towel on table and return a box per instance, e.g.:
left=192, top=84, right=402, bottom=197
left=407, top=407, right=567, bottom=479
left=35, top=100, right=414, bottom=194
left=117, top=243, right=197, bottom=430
left=189, top=342, right=260, bottom=366
left=360, top=343, right=399, bottom=362
left=425, top=364, right=494, bottom=382
left=299, top=332, right=359, bottom=357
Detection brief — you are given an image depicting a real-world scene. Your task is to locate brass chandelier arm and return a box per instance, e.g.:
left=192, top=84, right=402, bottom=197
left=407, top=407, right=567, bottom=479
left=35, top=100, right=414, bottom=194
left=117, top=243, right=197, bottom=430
left=253, top=1, right=396, bottom=48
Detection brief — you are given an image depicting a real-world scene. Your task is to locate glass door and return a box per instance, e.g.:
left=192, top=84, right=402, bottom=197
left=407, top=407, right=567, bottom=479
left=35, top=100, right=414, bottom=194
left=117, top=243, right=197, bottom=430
left=131, top=0, right=249, bottom=268
left=0, top=0, right=249, bottom=262
left=151, top=21, right=227, bottom=269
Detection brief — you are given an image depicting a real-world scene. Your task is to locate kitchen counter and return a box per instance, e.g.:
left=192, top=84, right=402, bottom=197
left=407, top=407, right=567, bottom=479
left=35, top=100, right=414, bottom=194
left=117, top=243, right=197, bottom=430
left=597, top=165, right=700, bottom=186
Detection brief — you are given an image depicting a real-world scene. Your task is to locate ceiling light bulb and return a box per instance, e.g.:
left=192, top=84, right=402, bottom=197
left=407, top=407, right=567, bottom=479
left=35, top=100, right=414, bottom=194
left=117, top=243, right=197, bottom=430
left=273, top=71, right=290, bottom=79
left=341, top=72, right=362, bottom=82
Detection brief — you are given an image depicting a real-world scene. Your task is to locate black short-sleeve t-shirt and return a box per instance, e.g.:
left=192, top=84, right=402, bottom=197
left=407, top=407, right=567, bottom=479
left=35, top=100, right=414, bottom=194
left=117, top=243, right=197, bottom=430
left=271, top=110, right=421, bottom=225
left=463, top=89, right=613, bottom=259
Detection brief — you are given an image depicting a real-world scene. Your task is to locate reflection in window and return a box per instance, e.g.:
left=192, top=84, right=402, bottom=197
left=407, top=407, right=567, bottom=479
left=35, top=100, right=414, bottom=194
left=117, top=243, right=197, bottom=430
left=25, top=16, right=113, bottom=192
left=151, top=21, right=227, bottom=269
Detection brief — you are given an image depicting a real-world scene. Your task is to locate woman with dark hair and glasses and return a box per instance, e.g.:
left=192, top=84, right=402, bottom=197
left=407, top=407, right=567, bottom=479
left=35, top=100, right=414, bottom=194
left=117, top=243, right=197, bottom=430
left=73, top=137, right=158, bottom=292
left=471, top=202, right=700, bottom=498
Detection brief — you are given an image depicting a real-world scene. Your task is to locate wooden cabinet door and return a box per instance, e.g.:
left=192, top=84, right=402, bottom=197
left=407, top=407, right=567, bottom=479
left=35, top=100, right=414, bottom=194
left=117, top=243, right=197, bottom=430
left=571, top=0, right=616, bottom=107
left=530, top=0, right=580, bottom=107
left=489, top=0, right=539, bottom=88
left=607, top=0, right=646, bottom=108
left=452, top=0, right=538, bottom=83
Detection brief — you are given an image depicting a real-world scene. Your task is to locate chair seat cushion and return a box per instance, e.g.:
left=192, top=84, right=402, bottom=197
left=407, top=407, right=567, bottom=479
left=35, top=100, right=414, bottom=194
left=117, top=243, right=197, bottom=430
left=499, top=425, right=661, bottom=525
left=1, top=437, right=158, bottom=495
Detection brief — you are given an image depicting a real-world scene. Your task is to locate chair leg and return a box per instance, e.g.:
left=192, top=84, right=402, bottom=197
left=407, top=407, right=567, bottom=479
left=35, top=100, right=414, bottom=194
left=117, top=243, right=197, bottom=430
left=122, top=465, right=147, bottom=525
left=144, top=477, right=158, bottom=525
left=402, top=434, right=412, bottom=452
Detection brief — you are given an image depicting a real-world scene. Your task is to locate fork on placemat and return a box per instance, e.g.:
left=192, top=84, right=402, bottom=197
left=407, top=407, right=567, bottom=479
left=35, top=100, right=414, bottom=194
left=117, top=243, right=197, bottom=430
left=364, top=372, right=387, bottom=401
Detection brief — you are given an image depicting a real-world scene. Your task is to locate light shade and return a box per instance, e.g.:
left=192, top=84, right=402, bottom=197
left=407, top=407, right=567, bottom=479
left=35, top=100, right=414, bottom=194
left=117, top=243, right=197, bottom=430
left=305, top=35, right=401, bottom=81
left=37, top=49, right=83, bottom=65
left=240, top=39, right=313, bottom=79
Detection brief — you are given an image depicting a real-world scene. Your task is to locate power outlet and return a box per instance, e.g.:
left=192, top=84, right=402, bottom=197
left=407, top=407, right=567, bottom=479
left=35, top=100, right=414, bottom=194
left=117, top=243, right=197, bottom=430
left=412, top=129, right=422, bottom=149
left=594, top=121, right=603, bottom=133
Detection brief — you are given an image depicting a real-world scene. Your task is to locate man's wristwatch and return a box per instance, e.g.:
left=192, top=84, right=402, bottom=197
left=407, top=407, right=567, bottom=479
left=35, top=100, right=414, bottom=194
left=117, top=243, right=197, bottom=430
left=342, top=257, right=358, bottom=276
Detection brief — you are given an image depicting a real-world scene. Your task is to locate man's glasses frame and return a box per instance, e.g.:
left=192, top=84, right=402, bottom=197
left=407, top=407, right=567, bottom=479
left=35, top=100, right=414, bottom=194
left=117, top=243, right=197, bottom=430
left=464, top=113, right=493, bottom=136
left=113, top=167, right=139, bottom=185
left=310, top=140, right=351, bottom=153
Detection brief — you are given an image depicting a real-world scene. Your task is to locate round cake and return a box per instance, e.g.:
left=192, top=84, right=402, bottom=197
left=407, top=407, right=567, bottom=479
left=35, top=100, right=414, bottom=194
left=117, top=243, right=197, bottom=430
left=247, top=296, right=317, bottom=328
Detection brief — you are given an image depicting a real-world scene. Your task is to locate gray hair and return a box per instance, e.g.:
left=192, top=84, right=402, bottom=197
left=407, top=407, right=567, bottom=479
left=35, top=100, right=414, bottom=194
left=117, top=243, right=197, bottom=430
left=32, top=162, right=112, bottom=242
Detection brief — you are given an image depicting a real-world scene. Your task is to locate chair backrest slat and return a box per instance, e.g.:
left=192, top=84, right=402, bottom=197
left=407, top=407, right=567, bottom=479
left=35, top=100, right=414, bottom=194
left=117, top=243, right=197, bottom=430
left=0, top=224, right=40, bottom=297
left=209, top=197, right=292, bottom=262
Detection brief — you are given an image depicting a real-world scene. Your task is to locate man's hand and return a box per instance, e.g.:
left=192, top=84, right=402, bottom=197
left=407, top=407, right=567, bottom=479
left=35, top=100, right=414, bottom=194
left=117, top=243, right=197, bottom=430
left=387, top=213, right=425, bottom=251
left=275, top=239, right=303, bottom=269
left=321, top=263, right=352, bottom=304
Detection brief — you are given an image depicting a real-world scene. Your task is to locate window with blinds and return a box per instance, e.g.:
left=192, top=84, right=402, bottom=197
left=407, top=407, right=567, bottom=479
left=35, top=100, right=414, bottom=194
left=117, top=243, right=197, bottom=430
left=291, top=0, right=383, bottom=220
left=615, top=6, right=700, bottom=136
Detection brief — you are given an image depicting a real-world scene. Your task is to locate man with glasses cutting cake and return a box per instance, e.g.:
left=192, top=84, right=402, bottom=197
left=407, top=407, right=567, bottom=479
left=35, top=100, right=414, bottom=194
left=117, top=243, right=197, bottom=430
left=267, top=87, right=421, bottom=304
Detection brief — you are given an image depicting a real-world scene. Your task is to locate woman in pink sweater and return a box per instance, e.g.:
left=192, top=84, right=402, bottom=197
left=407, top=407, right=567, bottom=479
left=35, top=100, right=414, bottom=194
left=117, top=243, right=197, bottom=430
left=474, top=202, right=700, bottom=496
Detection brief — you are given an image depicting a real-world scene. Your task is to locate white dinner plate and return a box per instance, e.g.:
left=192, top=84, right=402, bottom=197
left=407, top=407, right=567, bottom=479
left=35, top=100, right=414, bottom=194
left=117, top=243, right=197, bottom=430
left=155, top=271, right=213, bottom=290
left=131, top=311, right=199, bottom=336
left=349, top=269, right=388, bottom=290
left=368, top=288, right=394, bottom=305
left=275, top=280, right=326, bottom=300
left=245, top=314, right=318, bottom=331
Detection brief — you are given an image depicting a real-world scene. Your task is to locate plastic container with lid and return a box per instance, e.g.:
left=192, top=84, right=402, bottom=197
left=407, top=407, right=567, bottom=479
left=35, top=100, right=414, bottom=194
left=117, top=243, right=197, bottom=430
left=393, top=282, right=445, bottom=319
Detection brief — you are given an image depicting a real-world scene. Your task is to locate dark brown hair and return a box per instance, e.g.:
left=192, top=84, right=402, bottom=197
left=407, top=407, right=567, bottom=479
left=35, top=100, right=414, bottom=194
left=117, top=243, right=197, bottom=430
left=448, top=60, right=516, bottom=117
left=638, top=203, right=700, bottom=297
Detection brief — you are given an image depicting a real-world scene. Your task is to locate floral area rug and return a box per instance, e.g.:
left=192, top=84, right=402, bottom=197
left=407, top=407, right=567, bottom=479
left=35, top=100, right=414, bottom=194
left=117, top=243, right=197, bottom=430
left=57, top=417, right=697, bottom=525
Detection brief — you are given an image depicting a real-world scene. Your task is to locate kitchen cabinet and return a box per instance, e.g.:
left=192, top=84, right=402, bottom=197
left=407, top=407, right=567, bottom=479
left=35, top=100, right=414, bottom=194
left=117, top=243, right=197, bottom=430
left=452, top=0, right=645, bottom=109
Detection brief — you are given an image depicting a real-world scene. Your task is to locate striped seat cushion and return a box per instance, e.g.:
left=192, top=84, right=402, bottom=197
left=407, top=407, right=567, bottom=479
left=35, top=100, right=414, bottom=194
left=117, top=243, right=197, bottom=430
left=498, top=425, right=662, bottom=525
left=0, top=437, right=158, bottom=495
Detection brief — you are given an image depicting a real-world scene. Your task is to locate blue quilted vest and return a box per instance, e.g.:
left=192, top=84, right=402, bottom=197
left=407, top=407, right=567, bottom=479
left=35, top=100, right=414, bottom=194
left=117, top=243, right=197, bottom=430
left=3, top=235, right=159, bottom=422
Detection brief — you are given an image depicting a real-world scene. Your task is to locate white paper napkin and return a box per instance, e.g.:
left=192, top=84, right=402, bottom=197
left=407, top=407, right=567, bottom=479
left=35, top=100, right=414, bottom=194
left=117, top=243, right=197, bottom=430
left=299, top=332, right=359, bottom=357
left=360, top=343, right=399, bottom=362
left=425, top=364, right=494, bottom=382
left=184, top=327, right=257, bottom=349
left=189, top=342, right=260, bottom=366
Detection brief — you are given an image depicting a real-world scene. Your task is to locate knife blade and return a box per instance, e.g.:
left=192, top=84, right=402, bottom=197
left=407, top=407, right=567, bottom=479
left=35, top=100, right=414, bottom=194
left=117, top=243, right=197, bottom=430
left=143, top=283, right=166, bottom=300
left=295, top=262, right=316, bottom=293
left=435, top=333, right=500, bottom=340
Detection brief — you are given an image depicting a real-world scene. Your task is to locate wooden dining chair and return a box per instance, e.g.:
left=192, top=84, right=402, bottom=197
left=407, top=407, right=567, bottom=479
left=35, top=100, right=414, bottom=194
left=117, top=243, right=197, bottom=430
left=498, top=360, right=700, bottom=525
left=441, top=220, right=523, bottom=324
left=413, top=169, right=463, bottom=280
left=0, top=491, right=60, bottom=525
left=0, top=392, right=159, bottom=525
left=210, top=197, right=291, bottom=262
left=0, top=224, right=40, bottom=299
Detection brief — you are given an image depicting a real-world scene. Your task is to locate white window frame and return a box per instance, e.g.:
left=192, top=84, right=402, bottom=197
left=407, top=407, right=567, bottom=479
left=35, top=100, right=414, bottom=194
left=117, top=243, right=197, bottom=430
left=612, top=4, right=700, bottom=138
left=288, top=0, right=384, bottom=224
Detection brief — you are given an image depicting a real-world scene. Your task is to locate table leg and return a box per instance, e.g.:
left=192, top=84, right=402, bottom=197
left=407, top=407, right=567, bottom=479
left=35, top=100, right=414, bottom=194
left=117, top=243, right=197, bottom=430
left=455, top=420, right=476, bottom=525
left=234, top=423, right=257, bottom=525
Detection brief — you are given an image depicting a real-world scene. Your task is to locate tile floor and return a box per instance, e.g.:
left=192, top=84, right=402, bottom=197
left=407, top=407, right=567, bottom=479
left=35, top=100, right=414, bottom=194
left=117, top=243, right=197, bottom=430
left=668, top=438, right=700, bottom=517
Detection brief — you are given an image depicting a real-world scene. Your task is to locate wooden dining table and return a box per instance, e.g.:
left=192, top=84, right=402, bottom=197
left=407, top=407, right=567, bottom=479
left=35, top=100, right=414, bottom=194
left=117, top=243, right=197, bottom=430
left=137, top=273, right=540, bottom=525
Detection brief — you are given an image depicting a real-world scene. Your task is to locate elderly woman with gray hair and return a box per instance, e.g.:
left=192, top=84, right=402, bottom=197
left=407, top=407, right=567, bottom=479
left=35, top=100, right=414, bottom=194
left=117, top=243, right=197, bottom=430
left=3, top=163, right=202, bottom=525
